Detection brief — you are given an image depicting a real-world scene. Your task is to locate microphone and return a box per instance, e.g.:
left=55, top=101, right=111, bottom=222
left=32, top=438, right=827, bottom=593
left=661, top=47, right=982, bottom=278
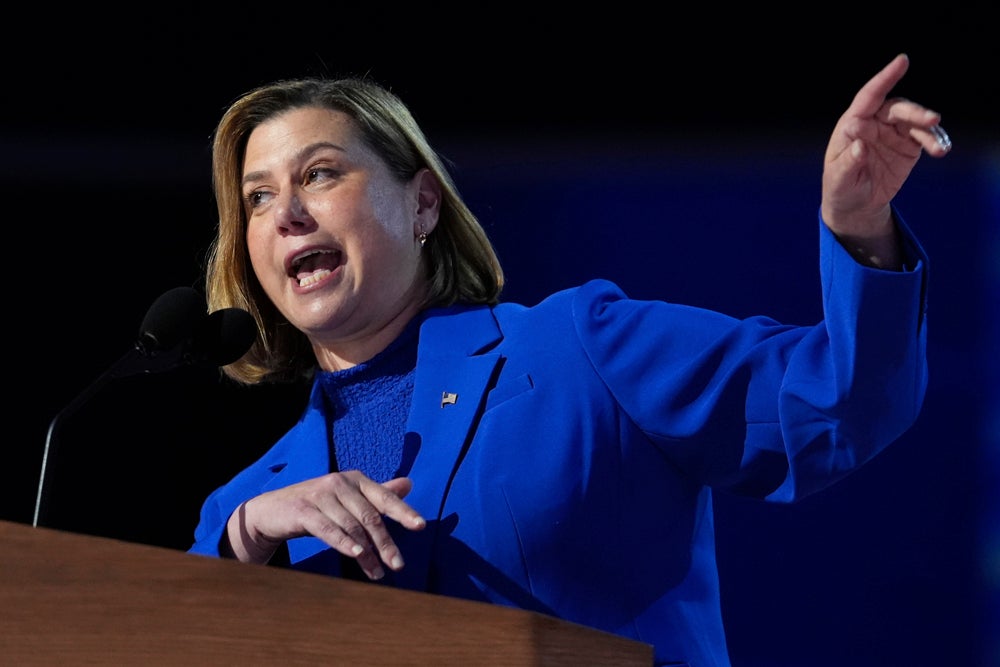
left=186, top=307, right=258, bottom=367
left=137, top=286, right=207, bottom=357
left=32, top=287, right=257, bottom=528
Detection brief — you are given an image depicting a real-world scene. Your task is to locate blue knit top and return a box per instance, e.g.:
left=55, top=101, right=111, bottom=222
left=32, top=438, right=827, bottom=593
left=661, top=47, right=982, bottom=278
left=316, top=318, right=420, bottom=483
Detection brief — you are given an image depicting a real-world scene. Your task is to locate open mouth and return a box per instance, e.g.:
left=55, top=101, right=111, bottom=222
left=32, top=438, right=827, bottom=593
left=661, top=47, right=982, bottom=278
left=289, top=248, right=342, bottom=287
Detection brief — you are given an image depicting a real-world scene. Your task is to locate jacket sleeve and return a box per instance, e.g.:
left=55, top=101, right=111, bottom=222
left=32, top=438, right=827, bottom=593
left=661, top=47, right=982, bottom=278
left=187, top=486, right=230, bottom=557
left=573, top=209, right=928, bottom=502
left=188, top=382, right=330, bottom=558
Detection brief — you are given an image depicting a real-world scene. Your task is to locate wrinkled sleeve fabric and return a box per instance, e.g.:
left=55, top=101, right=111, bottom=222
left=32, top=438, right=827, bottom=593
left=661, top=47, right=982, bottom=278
left=573, top=211, right=928, bottom=502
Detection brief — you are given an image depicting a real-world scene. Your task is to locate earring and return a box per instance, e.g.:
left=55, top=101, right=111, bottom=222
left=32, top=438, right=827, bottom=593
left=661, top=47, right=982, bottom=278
left=418, top=232, right=428, bottom=247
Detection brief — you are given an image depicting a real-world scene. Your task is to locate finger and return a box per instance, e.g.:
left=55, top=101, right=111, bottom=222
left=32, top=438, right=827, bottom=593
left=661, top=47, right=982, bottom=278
left=284, top=472, right=389, bottom=579
left=907, top=118, right=952, bottom=157
left=322, top=474, right=423, bottom=576
left=308, top=511, right=389, bottom=580
left=351, top=475, right=423, bottom=529
left=845, top=53, right=909, bottom=119
left=354, top=477, right=427, bottom=572
left=308, top=510, right=369, bottom=557
left=884, top=102, right=953, bottom=156
left=379, top=477, right=427, bottom=530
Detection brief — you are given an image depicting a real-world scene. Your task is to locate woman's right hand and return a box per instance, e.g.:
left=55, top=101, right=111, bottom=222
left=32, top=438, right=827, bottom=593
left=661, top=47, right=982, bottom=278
left=223, top=471, right=426, bottom=580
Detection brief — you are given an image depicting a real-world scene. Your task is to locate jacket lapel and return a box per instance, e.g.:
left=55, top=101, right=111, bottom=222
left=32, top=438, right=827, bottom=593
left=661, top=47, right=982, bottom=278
left=392, top=305, right=503, bottom=590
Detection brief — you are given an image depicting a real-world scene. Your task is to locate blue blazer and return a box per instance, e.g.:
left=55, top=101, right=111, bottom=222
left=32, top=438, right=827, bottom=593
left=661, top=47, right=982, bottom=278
left=190, top=218, right=928, bottom=666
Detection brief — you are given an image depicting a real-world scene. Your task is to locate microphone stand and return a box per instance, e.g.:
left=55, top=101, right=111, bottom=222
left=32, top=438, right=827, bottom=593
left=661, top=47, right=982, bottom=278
left=33, top=286, right=207, bottom=528
left=32, top=287, right=256, bottom=529
left=32, top=341, right=187, bottom=528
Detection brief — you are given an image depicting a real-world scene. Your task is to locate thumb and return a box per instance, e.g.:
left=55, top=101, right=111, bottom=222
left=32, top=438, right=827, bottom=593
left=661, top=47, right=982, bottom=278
left=382, top=476, right=414, bottom=499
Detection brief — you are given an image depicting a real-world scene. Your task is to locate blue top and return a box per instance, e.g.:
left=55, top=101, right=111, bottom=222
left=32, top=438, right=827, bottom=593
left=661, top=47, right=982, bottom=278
left=190, top=215, right=929, bottom=667
left=317, top=315, right=419, bottom=482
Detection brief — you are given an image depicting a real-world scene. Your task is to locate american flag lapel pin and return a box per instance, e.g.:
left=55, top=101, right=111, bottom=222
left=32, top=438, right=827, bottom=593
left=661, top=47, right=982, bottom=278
left=441, top=391, right=458, bottom=407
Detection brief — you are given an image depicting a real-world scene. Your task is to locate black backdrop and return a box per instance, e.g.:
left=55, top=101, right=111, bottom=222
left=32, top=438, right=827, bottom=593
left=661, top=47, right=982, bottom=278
left=4, top=11, right=997, bottom=667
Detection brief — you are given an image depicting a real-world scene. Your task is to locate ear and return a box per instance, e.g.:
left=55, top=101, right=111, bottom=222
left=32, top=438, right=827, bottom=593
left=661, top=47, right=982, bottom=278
left=412, top=168, right=441, bottom=236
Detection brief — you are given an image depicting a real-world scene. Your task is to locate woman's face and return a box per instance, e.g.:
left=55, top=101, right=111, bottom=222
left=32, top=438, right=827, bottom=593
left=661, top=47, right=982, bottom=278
left=241, top=106, right=438, bottom=369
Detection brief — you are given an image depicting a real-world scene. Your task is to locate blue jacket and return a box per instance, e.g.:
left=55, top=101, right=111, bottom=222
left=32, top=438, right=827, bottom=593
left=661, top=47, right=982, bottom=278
left=190, top=217, right=928, bottom=666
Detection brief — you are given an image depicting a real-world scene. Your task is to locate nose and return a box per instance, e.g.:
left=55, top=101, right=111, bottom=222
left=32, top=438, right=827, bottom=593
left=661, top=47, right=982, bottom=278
left=273, top=190, right=316, bottom=235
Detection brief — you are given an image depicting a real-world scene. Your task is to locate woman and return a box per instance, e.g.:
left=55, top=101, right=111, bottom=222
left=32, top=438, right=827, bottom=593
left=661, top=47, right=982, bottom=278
left=189, top=54, right=950, bottom=665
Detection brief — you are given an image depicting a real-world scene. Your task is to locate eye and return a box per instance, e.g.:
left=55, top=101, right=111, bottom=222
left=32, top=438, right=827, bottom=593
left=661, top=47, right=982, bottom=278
left=305, top=167, right=338, bottom=186
left=244, top=189, right=273, bottom=210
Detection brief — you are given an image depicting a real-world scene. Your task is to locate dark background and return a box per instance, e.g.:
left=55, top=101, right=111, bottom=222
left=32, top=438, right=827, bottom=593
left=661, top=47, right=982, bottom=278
left=3, top=11, right=997, bottom=667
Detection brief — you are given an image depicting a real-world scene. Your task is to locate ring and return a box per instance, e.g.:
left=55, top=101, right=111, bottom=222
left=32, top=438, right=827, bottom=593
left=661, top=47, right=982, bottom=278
left=930, top=124, right=952, bottom=152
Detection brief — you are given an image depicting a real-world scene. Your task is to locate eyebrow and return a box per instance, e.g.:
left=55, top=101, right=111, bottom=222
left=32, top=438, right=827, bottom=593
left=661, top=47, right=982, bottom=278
left=241, top=141, right=348, bottom=189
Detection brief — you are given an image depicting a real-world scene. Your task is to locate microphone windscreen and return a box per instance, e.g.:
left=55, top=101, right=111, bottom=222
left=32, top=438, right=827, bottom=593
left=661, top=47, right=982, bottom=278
left=194, top=307, right=257, bottom=366
left=138, top=287, right=206, bottom=352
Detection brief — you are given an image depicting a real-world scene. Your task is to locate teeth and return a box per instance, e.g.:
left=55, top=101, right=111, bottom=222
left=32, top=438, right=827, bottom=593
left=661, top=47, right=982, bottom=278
left=299, top=269, right=331, bottom=287
left=291, top=248, right=332, bottom=271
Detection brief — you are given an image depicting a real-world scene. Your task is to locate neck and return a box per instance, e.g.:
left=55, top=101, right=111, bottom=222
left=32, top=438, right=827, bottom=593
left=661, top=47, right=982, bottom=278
left=312, top=301, right=424, bottom=372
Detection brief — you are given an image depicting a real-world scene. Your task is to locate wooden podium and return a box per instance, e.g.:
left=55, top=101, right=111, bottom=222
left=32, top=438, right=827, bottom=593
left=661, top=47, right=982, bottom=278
left=0, top=521, right=653, bottom=665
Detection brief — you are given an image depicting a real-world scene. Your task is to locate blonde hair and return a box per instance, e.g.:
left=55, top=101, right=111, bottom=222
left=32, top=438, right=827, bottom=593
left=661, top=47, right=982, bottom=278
left=204, top=77, right=504, bottom=385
